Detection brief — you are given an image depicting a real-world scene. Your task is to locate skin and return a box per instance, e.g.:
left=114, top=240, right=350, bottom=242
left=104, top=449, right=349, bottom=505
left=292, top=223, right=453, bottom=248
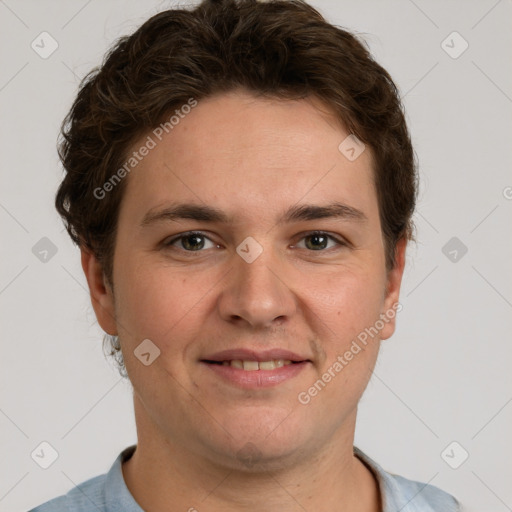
left=82, top=89, right=407, bottom=512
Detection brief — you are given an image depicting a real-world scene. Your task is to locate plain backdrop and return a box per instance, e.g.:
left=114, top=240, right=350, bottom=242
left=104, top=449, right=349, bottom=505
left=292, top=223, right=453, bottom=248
left=1, top=1, right=511, bottom=511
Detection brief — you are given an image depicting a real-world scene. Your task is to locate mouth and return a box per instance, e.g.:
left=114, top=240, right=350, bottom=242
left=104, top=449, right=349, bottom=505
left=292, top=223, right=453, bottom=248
left=200, top=349, right=311, bottom=388
left=202, top=359, right=301, bottom=371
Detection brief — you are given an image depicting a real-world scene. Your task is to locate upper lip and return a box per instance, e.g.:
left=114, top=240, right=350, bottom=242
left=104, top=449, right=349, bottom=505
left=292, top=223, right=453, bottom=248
left=201, top=348, right=310, bottom=363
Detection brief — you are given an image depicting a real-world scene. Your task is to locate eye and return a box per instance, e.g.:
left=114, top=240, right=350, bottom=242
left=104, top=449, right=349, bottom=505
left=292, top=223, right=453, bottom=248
left=164, top=231, right=217, bottom=252
left=293, top=231, right=346, bottom=251
left=163, top=230, right=346, bottom=254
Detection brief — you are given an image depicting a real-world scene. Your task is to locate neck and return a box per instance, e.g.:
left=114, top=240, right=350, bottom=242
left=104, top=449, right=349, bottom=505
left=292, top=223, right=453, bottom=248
left=122, top=397, right=381, bottom=512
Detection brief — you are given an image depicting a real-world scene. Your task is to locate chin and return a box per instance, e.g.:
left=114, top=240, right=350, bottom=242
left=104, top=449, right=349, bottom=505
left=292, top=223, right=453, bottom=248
left=200, top=408, right=314, bottom=470
left=208, top=439, right=308, bottom=474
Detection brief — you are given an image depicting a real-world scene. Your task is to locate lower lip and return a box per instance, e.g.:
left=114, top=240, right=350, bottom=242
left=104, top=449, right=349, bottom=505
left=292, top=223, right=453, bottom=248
left=201, top=361, right=309, bottom=388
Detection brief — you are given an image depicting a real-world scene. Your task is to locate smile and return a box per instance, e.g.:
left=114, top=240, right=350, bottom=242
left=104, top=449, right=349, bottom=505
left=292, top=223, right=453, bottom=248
left=201, top=359, right=309, bottom=388
left=211, top=359, right=294, bottom=371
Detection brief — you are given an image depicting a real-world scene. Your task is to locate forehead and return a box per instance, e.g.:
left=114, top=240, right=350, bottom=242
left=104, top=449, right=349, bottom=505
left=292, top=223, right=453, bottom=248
left=119, top=90, right=378, bottom=226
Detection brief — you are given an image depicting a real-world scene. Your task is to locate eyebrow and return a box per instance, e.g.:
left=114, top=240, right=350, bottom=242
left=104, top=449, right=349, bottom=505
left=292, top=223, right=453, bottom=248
left=140, top=201, right=368, bottom=227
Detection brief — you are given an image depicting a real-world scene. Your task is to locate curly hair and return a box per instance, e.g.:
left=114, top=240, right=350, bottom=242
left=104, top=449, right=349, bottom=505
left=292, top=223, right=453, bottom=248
left=56, top=0, right=418, bottom=374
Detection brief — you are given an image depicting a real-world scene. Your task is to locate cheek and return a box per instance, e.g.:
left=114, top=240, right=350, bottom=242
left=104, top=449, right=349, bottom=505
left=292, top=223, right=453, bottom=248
left=113, top=262, right=213, bottom=355
left=307, top=269, right=386, bottom=338
left=297, top=279, right=382, bottom=428
left=307, top=276, right=383, bottom=394
left=302, top=269, right=385, bottom=398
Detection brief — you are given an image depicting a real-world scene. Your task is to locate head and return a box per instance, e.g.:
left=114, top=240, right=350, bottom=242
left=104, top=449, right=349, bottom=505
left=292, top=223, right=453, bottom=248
left=57, top=0, right=417, bottom=469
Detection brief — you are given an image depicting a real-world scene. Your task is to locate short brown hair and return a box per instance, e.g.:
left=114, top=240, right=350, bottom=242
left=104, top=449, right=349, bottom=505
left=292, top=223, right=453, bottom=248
left=56, top=0, right=417, bottom=286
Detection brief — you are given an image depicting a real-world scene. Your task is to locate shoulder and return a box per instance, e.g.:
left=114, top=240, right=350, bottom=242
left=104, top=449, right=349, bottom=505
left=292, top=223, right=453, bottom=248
left=354, top=446, right=461, bottom=512
left=28, top=446, right=139, bottom=512
left=28, top=473, right=108, bottom=512
left=386, top=472, right=461, bottom=511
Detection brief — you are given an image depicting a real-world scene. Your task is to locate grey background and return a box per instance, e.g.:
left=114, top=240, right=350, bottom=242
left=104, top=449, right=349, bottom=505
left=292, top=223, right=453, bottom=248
left=1, top=0, right=511, bottom=510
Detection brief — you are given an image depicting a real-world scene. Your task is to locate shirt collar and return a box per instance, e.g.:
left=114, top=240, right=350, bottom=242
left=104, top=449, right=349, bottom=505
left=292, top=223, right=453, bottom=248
left=354, top=445, right=408, bottom=511
left=104, top=445, right=143, bottom=512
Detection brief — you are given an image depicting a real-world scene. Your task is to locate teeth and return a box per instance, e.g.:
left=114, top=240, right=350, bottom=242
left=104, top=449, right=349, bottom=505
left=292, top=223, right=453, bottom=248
left=243, top=360, right=259, bottom=371
left=225, top=359, right=294, bottom=370
left=259, top=360, right=276, bottom=370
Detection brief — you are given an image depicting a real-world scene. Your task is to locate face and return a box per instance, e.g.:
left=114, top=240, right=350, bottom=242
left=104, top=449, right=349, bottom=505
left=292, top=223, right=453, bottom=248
left=84, top=89, right=406, bottom=471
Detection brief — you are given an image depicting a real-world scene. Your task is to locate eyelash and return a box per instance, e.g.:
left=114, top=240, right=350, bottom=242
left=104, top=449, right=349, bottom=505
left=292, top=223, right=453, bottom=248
left=163, top=230, right=347, bottom=255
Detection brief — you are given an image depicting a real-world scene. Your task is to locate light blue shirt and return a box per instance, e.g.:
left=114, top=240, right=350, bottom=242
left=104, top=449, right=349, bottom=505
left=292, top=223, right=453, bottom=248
left=29, top=445, right=461, bottom=511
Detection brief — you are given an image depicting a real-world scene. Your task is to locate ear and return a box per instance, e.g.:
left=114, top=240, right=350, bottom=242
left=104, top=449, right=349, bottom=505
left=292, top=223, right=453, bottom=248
left=379, top=237, right=407, bottom=341
left=80, top=247, right=118, bottom=335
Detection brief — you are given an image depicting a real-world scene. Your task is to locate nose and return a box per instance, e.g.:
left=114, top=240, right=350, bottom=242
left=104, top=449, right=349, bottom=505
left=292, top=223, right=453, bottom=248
left=217, top=244, right=297, bottom=329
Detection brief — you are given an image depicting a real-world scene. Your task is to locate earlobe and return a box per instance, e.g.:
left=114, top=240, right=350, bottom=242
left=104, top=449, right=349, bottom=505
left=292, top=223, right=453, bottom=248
left=80, top=248, right=118, bottom=336
left=380, top=238, right=407, bottom=341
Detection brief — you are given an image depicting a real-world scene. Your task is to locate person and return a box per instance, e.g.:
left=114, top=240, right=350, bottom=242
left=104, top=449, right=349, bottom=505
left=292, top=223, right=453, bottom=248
left=30, top=0, right=461, bottom=510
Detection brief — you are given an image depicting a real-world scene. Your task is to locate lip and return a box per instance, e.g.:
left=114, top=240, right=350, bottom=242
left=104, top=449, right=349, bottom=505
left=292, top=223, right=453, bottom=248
left=201, top=360, right=310, bottom=389
left=201, top=348, right=310, bottom=363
